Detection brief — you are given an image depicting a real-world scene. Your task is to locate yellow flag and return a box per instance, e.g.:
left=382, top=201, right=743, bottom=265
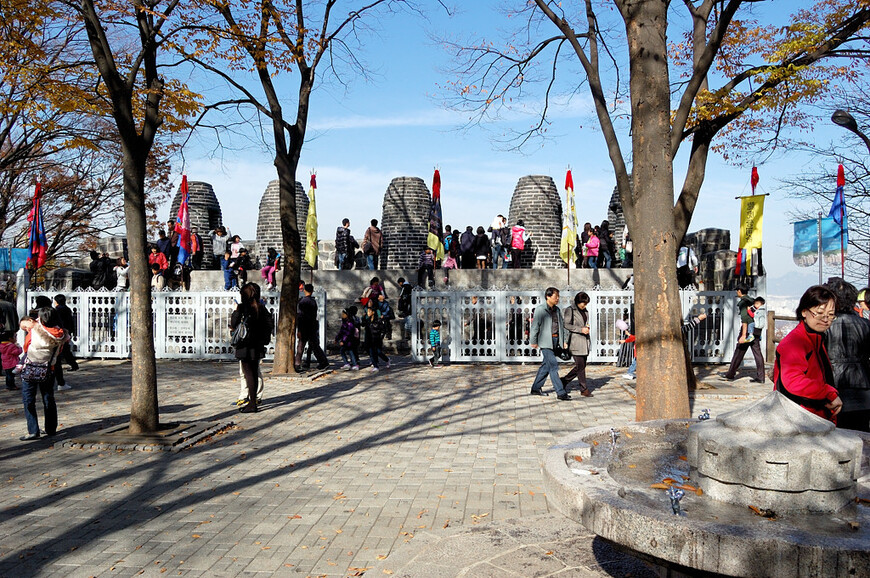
left=304, top=175, right=319, bottom=268
left=559, top=170, right=577, bottom=265
left=738, top=196, right=764, bottom=250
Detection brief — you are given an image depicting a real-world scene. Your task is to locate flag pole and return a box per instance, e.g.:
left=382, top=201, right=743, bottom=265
left=818, top=212, right=823, bottom=285
left=566, top=183, right=570, bottom=287
left=840, top=205, right=845, bottom=278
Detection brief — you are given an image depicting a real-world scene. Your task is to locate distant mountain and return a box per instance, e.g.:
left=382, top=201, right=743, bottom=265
left=764, top=270, right=821, bottom=300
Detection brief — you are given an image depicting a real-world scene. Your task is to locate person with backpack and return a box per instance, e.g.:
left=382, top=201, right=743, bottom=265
left=335, top=218, right=358, bottom=270
left=336, top=309, right=360, bottom=370
left=361, top=302, right=389, bottom=372
left=230, top=282, right=274, bottom=413
left=377, top=293, right=396, bottom=340
left=19, top=307, right=69, bottom=440
left=396, top=277, right=413, bottom=318
left=510, top=220, right=530, bottom=269
left=488, top=215, right=507, bottom=269
left=362, top=219, right=383, bottom=270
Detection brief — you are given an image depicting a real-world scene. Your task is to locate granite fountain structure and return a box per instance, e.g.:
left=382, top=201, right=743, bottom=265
left=543, top=391, right=870, bottom=577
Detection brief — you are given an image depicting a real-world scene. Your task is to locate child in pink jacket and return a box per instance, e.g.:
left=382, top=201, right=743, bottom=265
left=1, top=331, right=23, bottom=390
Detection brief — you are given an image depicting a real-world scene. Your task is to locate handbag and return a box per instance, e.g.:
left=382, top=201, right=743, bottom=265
left=231, top=313, right=249, bottom=347
left=22, top=360, right=52, bottom=384
left=553, top=344, right=572, bottom=361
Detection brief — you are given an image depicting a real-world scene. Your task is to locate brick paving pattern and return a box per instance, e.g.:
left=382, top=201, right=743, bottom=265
left=0, top=359, right=765, bottom=576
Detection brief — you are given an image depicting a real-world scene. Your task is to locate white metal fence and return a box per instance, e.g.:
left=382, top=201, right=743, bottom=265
left=25, top=288, right=327, bottom=360
left=409, top=288, right=752, bottom=364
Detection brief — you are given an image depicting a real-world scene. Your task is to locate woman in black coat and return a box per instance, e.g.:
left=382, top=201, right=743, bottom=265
left=824, top=277, right=870, bottom=431
left=231, top=283, right=274, bottom=413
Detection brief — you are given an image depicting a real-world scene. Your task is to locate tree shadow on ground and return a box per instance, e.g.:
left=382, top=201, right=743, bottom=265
left=2, top=361, right=575, bottom=574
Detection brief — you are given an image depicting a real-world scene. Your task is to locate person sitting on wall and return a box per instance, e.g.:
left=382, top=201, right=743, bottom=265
left=228, top=247, right=254, bottom=287
left=260, top=248, right=281, bottom=290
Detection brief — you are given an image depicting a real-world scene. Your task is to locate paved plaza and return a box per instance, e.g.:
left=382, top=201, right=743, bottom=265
left=0, top=358, right=767, bottom=577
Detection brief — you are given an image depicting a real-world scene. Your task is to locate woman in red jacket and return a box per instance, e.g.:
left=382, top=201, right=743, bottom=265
left=772, top=285, right=843, bottom=423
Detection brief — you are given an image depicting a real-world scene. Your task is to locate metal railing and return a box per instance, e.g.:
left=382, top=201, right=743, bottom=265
left=24, top=287, right=327, bottom=360
left=409, top=288, right=751, bottom=364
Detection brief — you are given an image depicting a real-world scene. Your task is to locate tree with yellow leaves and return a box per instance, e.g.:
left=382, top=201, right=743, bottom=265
left=56, top=0, right=200, bottom=433
left=176, top=0, right=438, bottom=374
left=449, top=0, right=870, bottom=420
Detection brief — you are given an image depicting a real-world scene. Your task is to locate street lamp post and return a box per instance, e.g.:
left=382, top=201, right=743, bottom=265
left=831, top=109, right=870, bottom=285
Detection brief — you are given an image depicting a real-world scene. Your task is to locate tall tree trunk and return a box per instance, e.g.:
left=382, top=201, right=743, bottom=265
left=272, top=155, right=301, bottom=374
left=624, top=0, right=690, bottom=420
left=270, top=77, right=310, bottom=374
left=122, top=142, right=158, bottom=433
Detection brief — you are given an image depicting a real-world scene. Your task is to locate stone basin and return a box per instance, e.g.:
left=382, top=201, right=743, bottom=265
left=542, top=404, right=870, bottom=577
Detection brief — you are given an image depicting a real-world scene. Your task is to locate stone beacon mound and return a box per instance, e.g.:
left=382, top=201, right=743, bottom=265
left=255, top=179, right=310, bottom=270
left=507, top=175, right=562, bottom=268
left=380, top=176, right=431, bottom=270
left=169, top=181, right=223, bottom=269
left=542, top=391, right=870, bottom=578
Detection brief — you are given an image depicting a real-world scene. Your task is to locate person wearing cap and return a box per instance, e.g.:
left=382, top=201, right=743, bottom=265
left=229, top=247, right=253, bottom=286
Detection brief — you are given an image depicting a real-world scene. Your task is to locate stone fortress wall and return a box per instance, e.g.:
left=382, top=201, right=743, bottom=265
left=69, top=173, right=747, bottom=291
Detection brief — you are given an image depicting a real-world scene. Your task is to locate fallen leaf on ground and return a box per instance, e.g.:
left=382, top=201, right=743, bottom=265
left=650, top=483, right=671, bottom=490
left=572, top=456, right=583, bottom=463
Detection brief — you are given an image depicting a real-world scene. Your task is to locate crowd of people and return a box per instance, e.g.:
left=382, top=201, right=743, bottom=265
left=332, top=215, right=633, bottom=285
left=87, top=222, right=283, bottom=293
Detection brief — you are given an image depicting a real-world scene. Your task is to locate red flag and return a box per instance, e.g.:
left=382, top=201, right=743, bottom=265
left=26, top=183, right=47, bottom=270
left=175, top=175, right=192, bottom=265
left=750, top=166, right=759, bottom=194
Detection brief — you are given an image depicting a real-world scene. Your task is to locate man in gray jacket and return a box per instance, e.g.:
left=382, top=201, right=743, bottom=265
left=529, top=287, right=571, bottom=401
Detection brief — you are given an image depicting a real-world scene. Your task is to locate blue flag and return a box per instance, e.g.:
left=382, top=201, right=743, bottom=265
left=829, top=164, right=846, bottom=227
left=793, top=217, right=847, bottom=267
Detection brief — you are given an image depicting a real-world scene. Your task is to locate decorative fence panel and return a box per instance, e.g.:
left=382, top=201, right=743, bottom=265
left=25, top=288, right=326, bottom=360
left=411, top=288, right=745, bottom=364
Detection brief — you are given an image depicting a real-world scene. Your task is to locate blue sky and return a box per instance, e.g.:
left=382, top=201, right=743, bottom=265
left=169, top=1, right=856, bottom=298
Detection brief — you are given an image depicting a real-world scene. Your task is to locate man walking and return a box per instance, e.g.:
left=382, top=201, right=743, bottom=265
left=295, top=283, right=329, bottom=372
left=362, top=219, right=383, bottom=270
left=720, top=283, right=765, bottom=383
left=335, top=218, right=358, bottom=270
left=529, top=287, right=571, bottom=401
